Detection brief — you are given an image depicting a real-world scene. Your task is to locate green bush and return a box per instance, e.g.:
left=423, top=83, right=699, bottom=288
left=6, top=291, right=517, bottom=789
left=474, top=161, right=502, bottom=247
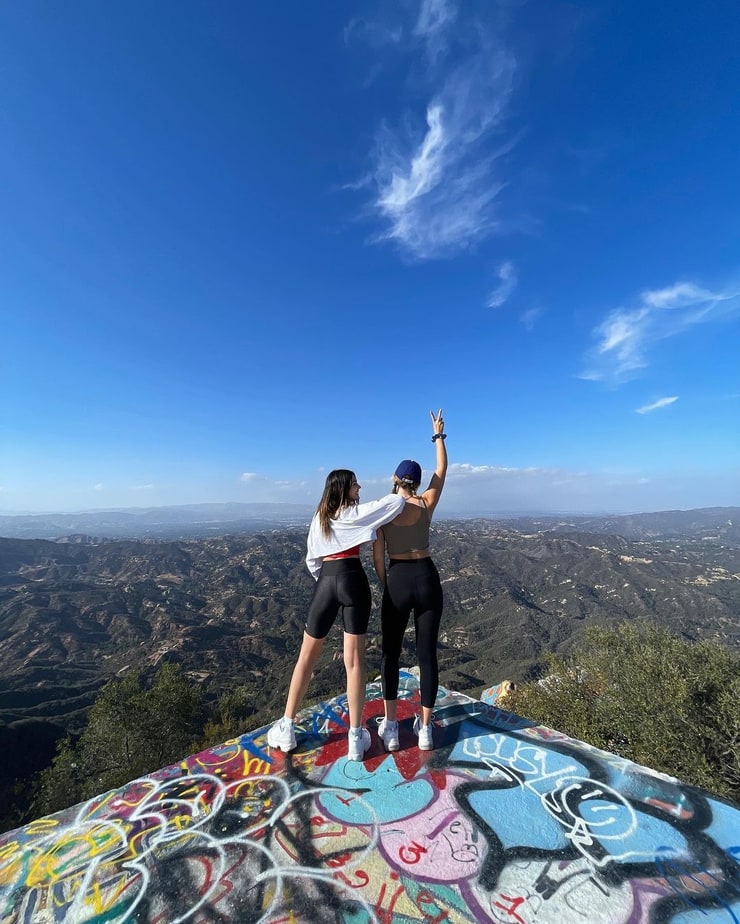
left=200, top=683, right=259, bottom=747
left=33, top=664, right=204, bottom=816
left=508, top=622, right=740, bottom=801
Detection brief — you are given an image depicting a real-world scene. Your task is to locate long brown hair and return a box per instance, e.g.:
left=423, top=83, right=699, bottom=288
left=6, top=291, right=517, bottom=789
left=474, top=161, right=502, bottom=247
left=316, top=469, right=356, bottom=537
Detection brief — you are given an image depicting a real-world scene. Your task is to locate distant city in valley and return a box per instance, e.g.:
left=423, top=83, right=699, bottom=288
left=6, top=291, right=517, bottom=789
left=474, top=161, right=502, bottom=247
left=0, top=502, right=738, bottom=541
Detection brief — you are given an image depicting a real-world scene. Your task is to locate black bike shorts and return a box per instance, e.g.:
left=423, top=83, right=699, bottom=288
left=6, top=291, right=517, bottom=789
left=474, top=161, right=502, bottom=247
left=305, top=558, right=372, bottom=639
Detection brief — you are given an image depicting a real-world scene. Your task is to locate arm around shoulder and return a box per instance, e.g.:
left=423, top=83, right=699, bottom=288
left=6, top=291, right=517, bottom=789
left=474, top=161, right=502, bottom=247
left=352, top=493, right=405, bottom=527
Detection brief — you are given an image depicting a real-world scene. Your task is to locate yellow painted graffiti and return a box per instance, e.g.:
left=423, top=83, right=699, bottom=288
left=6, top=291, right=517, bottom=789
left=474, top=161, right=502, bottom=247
left=25, top=824, right=124, bottom=888
left=243, top=755, right=270, bottom=776
left=87, top=874, right=131, bottom=915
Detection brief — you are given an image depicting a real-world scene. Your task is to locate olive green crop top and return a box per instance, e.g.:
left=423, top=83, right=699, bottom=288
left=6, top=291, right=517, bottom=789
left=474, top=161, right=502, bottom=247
left=383, top=500, right=430, bottom=556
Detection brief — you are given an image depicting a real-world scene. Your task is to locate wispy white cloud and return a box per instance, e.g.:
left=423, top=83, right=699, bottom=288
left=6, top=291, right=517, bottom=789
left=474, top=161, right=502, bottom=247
left=239, top=472, right=308, bottom=491
left=360, top=4, right=516, bottom=260
left=414, top=0, right=457, bottom=62
left=441, top=462, right=632, bottom=514
left=345, top=1, right=457, bottom=57
left=92, top=483, right=104, bottom=491
left=450, top=463, right=516, bottom=475
left=584, top=308, right=651, bottom=381
left=438, top=460, right=739, bottom=514
left=487, top=260, right=517, bottom=308
left=240, top=472, right=310, bottom=493
left=131, top=483, right=154, bottom=491
left=641, top=282, right=715, bottom=309
left=415, top=0, right=457, bottom=39
left=235, top=473, right=315, bottom=505
left=520, top=306, right=543, bottom=331
left=635, top=396, right=678, bottom=415
left=581, top=280, right=740, bottom=384
left=344, top=17, right=403, bottom=49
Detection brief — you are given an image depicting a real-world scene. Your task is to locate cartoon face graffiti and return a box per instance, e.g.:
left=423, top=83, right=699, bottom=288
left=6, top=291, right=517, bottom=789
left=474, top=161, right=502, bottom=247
left=377, top=779, right=485, bottom=883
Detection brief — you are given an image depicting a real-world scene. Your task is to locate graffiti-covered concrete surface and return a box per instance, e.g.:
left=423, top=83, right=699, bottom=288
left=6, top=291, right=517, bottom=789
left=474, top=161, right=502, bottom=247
left=480, top=680, right=516, bottom=706
left=1, top=672, right=738, bottom=923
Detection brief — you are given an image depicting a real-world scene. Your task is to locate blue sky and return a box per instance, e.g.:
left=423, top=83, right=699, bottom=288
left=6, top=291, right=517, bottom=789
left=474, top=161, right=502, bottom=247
left=2, top=0, right=738, bottom=516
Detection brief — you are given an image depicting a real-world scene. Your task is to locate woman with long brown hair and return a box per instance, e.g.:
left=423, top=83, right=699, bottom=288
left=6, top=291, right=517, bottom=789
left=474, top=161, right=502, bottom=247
left=267, top=469, right=404, bottom=761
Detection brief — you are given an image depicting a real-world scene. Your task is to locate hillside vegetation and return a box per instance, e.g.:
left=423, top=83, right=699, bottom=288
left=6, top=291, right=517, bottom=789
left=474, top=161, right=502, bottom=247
left=508, top=622, right=740, bottom=801
left=24, top=623, right=740, bottom=826
left=1, top=509, right=738, bottom=827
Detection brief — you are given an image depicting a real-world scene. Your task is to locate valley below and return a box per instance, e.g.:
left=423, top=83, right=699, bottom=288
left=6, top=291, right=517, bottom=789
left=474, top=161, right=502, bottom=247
left=1, top=508, right=738, bottom=736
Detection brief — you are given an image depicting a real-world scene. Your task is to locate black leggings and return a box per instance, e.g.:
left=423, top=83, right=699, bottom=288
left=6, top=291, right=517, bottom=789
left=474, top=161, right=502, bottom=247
left=380, top=558, right=443, bottom=709
left=305, top=558, right=372, bottom=639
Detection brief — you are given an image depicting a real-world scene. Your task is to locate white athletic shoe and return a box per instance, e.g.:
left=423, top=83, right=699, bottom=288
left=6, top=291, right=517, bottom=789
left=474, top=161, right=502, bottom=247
left=378, top=718, right=400, bottom=752
left=267, top=717, right=297, bottom=752
left=347, top=727, right=371, bottom=761
left=413, top=714, right=434, bottom=751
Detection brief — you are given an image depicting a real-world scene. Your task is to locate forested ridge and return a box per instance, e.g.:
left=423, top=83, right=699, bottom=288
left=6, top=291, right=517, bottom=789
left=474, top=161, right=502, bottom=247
left=1, top=510, right=738, bottom=827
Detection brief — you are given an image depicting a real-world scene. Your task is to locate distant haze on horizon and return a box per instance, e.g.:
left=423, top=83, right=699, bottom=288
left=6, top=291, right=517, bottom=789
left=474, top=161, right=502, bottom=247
left=1, top=466, right=737, bottom=520
left=2, top=2, right=738, bottom=518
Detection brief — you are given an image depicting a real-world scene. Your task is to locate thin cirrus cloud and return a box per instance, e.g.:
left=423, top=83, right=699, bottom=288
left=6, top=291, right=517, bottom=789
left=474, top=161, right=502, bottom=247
left=635, top=396, right=678, bottom=415
left=520, top=306, right=543, bottom=331
left=440, top=462, right=674, bottom=514
left=344, top=17, right=403, bottom=49
left=415, top=0, right=457, bottom=39
left=414, top=0, right=457, bottom=62
left=581, top=280, right=740, bottom=384
left=360, top=1, right=517, bottom=260
left=240, top=473, right=306, bottom=491
left=487, top=260, right=517, bottom=308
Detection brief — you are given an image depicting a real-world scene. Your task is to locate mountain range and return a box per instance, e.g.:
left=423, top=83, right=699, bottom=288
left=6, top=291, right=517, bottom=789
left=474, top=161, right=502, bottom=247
left=0, top=502, right=315, bottom=540
left=1, top=506, right=737, bottom=736
left=1, top=505, right=738, bottom=829
left=2, top=502, right=738, bottom=542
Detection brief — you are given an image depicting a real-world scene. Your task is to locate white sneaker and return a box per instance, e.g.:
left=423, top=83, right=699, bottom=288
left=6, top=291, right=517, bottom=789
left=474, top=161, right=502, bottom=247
left=267, top=717, right=296, bottom=752
left=347, top=727, right=371, bottom=761
left=413, top=715, right=434, bottom=751
left=378, top=718, right=399, bottom=752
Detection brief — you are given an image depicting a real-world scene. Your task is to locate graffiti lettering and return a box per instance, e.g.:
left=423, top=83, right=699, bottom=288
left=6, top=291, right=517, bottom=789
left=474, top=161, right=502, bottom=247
left=398, top=840, right=428, bottom=864
left=0, top=675, right=738, bottom=924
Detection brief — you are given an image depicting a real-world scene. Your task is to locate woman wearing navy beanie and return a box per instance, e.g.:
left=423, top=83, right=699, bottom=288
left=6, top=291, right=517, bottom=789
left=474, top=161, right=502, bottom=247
left=373, top=409, right=447, bottom=751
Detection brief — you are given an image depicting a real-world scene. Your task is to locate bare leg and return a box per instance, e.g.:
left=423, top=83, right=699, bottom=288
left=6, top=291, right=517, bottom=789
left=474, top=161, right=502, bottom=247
left=343, top=632, right=367, bottom=728
left=284, top=632, right=325, bottom=720
left=383, top=699, right=398, bottom=722
left=421, top=705, right=433, bottom=726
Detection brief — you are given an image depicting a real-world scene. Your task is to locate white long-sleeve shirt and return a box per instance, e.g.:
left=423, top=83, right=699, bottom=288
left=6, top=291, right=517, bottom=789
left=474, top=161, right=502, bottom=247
left=305, top=493, right=405, bottom=580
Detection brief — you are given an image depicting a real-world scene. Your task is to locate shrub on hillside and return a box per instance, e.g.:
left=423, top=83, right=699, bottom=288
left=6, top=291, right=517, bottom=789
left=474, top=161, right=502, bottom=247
left=200, top=683, right=260, bottom=746
left=33, top=664, right=204, bottom=817
left=507, top=622, right=740, bottom=801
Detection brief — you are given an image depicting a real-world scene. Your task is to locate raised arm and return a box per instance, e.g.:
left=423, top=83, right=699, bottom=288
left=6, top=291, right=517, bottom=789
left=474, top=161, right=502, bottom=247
left=421, top=408, right=447, bottom=516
